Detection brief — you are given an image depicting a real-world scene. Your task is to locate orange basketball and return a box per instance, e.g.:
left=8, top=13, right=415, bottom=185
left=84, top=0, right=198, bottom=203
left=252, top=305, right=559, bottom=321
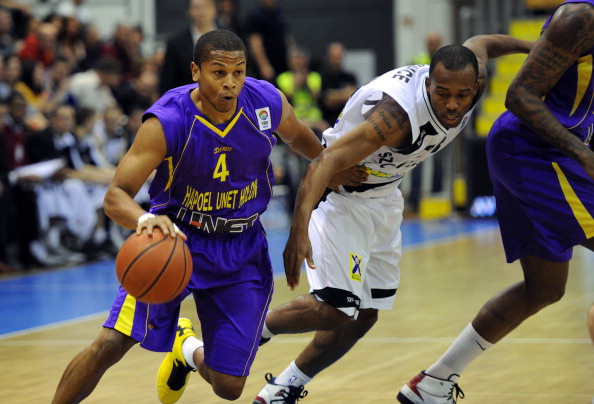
left=115, top=228, right=192, bottom=304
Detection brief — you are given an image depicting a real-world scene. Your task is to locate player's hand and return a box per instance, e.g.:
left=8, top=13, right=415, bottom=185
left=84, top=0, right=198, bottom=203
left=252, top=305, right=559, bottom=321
left=328, top=164, right=368, bottom=192
left=283, top=225, right=314, bottom=290
left=136, top=214, right=188, bottom=241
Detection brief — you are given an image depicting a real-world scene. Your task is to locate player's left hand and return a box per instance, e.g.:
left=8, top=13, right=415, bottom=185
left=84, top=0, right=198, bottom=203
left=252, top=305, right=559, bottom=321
left=328, top=164, right=368, bottom=192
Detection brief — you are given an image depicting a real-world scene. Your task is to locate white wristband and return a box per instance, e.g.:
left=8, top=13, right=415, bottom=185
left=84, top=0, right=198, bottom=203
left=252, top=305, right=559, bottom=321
left=137, top=213, right=156, bottom=225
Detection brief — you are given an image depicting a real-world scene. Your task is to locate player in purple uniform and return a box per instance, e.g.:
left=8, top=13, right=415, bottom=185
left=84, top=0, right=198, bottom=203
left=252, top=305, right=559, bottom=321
left=51, top=30, right=367, bottom=404
left=398, top=2, right=594, bottom=403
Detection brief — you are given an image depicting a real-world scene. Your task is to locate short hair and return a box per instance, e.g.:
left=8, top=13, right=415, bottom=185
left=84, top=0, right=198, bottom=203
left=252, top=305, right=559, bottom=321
left=429, top=44, right=478, bottom=80
left=193, top=29, right=247, bottom=66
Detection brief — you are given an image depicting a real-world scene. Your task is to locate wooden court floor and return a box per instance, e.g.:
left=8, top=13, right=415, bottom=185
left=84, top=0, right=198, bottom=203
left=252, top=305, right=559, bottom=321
left=2, top=227, right=593, bottom=403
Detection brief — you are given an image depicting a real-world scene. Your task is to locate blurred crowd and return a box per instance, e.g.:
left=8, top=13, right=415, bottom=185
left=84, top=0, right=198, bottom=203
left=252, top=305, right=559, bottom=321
left=0, top=0, right=359, bottom=272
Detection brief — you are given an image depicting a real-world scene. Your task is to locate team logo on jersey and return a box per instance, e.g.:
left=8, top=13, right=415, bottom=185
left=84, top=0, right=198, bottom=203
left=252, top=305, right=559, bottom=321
left=350, top=253, right=363, bottom=282
left=256, top=107, right=271, bottom=131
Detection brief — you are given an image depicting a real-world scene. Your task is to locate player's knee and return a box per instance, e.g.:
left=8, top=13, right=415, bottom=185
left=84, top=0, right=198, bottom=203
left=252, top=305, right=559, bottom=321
left=527, top=284, right=565, bottom=309
left=211, top=377, right=245, bottom=401
left=354, top=309, right=379, bottom=336
left=92, top=329, right=137, bottom=365
left=317, top=301, right=351, bottom=329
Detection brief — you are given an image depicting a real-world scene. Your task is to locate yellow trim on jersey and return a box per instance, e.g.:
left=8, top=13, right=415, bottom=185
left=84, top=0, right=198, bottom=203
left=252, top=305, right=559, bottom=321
left=570, top=55, right=593, bottom=117
left=113, top=294, right=137, bottom=337
left=195, top=107, right=244, bottom=138
left=152, top=117, right=197, bottom=208
left=163, top=157, right=174, bottom=191
left=552, top=162, right=594, bottom=237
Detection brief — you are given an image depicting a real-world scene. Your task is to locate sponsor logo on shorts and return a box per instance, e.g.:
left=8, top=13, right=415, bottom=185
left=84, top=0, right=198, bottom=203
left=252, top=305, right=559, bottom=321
left=350, top=253, right=362, bottom=282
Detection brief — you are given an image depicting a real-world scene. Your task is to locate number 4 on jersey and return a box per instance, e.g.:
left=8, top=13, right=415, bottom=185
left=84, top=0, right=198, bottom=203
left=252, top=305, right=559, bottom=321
left=214, top=153, right=230, bottom=182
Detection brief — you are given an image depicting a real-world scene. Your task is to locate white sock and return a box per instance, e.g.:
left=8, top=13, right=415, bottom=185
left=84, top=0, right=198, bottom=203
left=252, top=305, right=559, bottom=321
left=275, top=361, right=312, bottom=387
left=427, top=323, right=493, bottom=383
left=181, top=336, right=203, bottom=370
left=261, top=311, right=276, bottom=339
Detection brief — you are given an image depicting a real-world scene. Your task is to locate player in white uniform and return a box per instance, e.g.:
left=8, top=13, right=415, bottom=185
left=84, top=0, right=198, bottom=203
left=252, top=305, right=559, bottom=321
left=253, top=34, right=532, bottom=404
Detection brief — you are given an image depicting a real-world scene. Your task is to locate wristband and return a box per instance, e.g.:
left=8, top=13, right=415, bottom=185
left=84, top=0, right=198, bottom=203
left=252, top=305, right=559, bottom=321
left=137, top=213, right=156, bottom=225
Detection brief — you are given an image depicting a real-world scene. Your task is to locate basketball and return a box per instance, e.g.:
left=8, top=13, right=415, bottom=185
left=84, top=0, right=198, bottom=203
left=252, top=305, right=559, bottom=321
left=115, top=228, right=192, bottom=304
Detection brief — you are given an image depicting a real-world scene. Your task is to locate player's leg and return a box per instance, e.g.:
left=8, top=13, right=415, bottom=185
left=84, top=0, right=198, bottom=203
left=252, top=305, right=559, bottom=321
left=52, top=328, right=137, bottom=404
left=472, top=255, right=569, bottom=342
left=255, top=192, right=401, bottom=403
left=397, top=256, right=569, bottom=404
left=294, top=308, right=378, bottom=377
left=264, top=293, right=352, bottom=335
left=159, top=224, right=274, bottom=401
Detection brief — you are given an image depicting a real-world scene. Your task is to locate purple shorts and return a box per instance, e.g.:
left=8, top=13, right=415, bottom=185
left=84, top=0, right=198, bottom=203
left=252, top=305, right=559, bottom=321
left=487, top=111, right=594, bottom=263
left=104, top=221, right=274, bottom=376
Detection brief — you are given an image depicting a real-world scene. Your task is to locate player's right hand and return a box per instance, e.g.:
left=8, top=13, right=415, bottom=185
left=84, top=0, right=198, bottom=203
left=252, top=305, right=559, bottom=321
left=136, top=213, right=188, bottom=241
left=283, top=225, right=315, bottom=290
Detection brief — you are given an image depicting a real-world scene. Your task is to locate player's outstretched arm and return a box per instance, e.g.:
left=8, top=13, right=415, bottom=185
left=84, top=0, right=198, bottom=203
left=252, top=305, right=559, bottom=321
left=463, top=34, right=533, bottom=99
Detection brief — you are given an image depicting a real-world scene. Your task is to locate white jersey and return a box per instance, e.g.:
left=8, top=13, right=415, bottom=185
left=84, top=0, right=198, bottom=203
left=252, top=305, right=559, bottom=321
left=322, top=64, right=475, bottom=197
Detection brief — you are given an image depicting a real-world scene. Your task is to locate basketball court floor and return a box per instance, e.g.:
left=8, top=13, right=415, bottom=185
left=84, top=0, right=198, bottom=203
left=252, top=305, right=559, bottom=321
left=1, top=216, right=593, bottom=403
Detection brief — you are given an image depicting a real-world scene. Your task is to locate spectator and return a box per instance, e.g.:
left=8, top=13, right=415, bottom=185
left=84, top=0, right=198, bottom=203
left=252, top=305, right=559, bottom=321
left=276, top=45, right=325, bottom=132
left=5, top=54, right=46, bottom=129
left=27, top=104, right=96, bottom=264
left=0, top=53, right=12, bottom=99
left=159, top=0, right=217, bottom=94
left=113, top=63, right=159, bottom=115
left=79, top=22, right=103, bottom=71
left=14, top=59, right=45, bottom=112
left=42, top=55, right=72, bottom=112
left=101, top=22, right=142, bottom=82
left=0, top=91, right=42, bottom=269
left=0, top=0, right=31, bottom=41
left=4, top=53, right=21, bottom=91
left=410, top=31, right=443, bottom=65
left=67, top=56, right=122, bottom=115
left=0, top=6, right=15, bottom=56
left=17, top=21, right=57, bottom=68
left=55, top=15, right=86, bottom=73
left=319, top=41, right=357, bottom=126
left=215, top=0, right=242, bottom=36
left=72, top=107, right=118, bottom=258
left=244, top=0, right=294, bottom=82
left=97, top=105, right=128, bottom=167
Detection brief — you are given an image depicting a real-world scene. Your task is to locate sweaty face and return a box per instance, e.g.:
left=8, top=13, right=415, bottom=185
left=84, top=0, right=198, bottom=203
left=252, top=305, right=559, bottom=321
left=193, top=50, right=246, bottom=115
left=426, top=63, right=478, bottom=129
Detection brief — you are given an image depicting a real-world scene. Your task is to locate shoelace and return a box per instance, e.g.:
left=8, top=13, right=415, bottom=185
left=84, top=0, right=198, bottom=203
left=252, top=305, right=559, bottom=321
left=447, top=383, right=465, bottom=403
left=264, top=373, right=309, bottom=403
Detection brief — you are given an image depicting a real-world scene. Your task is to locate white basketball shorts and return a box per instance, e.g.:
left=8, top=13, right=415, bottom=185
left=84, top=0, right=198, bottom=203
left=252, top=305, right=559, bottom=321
left=307, top=188, right=403, bottom=318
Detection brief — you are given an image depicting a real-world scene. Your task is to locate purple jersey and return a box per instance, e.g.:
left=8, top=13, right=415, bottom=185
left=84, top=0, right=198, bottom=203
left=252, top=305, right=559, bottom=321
left=144, top=77, right=282, bottom=233
left=540, top=0, right=594, bottom=140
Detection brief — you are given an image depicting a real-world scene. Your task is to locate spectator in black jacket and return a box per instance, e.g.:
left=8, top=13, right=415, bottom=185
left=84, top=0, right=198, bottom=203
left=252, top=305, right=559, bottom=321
left=159, top=0, right=217, bottom=94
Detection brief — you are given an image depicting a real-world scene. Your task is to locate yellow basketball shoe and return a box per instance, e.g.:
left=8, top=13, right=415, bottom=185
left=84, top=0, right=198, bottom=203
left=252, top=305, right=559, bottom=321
left=157, top=318, right=200, bottom=404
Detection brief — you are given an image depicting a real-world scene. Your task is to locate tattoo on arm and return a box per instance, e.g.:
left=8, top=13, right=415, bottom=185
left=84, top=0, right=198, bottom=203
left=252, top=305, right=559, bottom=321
left=365, top=93, right=408, bottom=144
left=506, top=6, right=594, bottom=162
